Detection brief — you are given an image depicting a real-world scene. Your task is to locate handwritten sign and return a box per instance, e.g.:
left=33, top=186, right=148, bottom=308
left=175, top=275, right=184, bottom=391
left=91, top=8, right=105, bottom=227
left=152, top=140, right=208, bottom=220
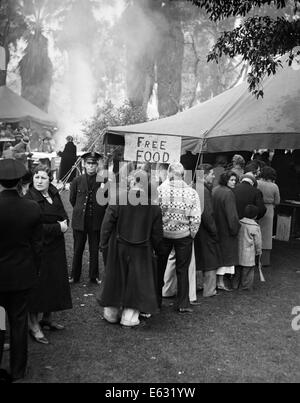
left=124, top=134, right=181, bottom=164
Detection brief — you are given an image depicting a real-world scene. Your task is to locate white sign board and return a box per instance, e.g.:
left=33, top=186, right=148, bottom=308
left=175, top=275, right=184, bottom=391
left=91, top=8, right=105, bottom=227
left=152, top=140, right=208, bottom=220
left=124, top=134, right=182, bottom=164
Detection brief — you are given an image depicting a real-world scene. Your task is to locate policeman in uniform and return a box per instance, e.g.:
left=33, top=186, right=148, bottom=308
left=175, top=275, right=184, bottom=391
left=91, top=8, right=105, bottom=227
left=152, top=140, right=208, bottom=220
left=69, top=152, right=108, bottom=284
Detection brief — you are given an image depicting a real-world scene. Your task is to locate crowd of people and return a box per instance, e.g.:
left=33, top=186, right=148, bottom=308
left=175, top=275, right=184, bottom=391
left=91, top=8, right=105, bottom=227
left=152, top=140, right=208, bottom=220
left=0, top=148, right=286, bottom=382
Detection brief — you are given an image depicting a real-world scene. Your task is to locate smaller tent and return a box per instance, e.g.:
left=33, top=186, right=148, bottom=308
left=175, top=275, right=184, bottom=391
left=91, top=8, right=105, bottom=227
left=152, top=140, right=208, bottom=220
left=0, top=86, right=56, bottom=128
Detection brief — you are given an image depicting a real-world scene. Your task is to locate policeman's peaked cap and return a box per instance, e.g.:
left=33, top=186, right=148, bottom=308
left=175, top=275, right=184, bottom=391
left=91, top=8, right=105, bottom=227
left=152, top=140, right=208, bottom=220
left=81, top=152, right=103, bottom=162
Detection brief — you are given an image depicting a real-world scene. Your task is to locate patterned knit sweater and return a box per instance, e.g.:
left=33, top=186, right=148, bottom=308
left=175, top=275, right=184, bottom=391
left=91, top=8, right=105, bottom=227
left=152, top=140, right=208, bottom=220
left=157, top=179, right=201, bottom=239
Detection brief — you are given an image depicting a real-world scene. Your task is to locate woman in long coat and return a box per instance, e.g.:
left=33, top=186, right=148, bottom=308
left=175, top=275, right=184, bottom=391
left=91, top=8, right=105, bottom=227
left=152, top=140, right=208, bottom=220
left=58, top=136, right=77, bottom=182
left=26, top=164, right=72, bottom=344
left=257, top=166, right=280, bottom=266
left=194, top=164, right=222, bottom=297
left=99, top=170, right=163, bottom=328
left=212, top=171, right=241, bottom=291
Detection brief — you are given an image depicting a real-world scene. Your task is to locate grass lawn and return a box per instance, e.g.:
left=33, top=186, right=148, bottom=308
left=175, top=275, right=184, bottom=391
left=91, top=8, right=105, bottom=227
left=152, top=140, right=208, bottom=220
left=3, top=190, right=300, bottom=383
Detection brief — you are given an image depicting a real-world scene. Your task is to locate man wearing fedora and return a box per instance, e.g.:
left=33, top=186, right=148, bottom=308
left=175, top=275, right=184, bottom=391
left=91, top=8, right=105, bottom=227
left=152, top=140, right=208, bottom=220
left=69, top=152, right=108, bottom=284
left=0, top=159, right=43, bottom=382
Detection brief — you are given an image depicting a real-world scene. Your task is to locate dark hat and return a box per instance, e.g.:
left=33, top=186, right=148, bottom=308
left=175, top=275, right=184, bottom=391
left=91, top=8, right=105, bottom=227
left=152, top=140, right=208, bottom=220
left=82, top=151, right=102, bottom=163
left=0, top=159, right=27, bottom=180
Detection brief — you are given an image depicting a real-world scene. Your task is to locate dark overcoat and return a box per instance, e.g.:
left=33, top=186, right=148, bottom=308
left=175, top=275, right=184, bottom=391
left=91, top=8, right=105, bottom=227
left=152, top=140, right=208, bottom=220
left=194, top=183, right=222, bottom=271
left=212, top=186, right=241, bottom=267
left=99, top=191, right=163, bottom=314
left=69, top=173, right=108, bottom=231
left=0, top=190, right=42, bottom=292
left=233, top=181, right=266, bottom=220
left=58, top=142, right=77, bottom=182
left=25, top=185, right=72, bottom=312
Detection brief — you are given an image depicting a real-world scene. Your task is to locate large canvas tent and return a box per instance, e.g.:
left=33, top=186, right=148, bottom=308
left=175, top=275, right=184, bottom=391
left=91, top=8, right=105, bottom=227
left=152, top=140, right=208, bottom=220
left=105, top=63, right=300, bottom=154
left=0, top=86, right=56, bottom=128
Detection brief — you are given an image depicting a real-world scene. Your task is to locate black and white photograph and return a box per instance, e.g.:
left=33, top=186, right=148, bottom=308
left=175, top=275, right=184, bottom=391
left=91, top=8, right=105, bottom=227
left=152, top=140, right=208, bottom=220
left=0, top=0, right=299, bottom=386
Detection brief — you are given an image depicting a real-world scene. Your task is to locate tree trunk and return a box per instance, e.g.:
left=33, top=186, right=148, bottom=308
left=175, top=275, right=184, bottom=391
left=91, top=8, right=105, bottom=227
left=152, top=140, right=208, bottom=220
left=0, top=45, right=9, bottom=86
left=0, top=70, right=6, bottom=86
left=21, top=80, right=52, bottom=112
left=124, top=0, right=158, bottom=115
left=126, top=54, right=155, bottom=113
left=19, top=31, right=53, bottom=112
left=156, top=2, right=184, bottom=117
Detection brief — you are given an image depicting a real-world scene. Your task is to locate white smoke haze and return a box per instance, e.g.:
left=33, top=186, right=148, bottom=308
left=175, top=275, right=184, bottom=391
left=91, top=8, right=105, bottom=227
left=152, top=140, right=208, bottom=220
left=49, top=0, right=135, bottom=150
left=94, top=0, right=126, bottom=25
left=51, top=46, right=96, bottom=150
left=6, top=0, right=170, bottom=150
left=49, top=1, right=100, bottom=150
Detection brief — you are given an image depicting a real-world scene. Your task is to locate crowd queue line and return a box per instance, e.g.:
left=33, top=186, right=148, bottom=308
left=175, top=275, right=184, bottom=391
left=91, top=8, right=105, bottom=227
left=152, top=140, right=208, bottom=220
left=0, top=151, right=281, bottom=382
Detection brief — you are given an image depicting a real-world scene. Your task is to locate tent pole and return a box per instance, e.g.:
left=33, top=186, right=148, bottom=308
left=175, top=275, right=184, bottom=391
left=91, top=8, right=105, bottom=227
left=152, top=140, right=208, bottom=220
left=192, top=137, right=206, bottom=183
left=200, top=152, right=204, bottom=164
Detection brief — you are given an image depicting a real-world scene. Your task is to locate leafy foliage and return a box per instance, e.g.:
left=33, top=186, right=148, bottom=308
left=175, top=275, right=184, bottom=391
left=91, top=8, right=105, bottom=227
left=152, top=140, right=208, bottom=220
left=82, top=100, right=147, bottom=152
left=19, top=27, right=53, bottom=111
left=190, top=0, right=300, bottom=97
left=17, top=1, right=63, bottom=111
left=190, top=0, right=289, bottom=20
left=179, top=1, right=244, bottom=106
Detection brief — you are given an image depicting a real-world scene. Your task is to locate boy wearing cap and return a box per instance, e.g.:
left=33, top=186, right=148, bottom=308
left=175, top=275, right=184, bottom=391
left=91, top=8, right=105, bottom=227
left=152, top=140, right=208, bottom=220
left=69, top=152, right=107, bottom=284
left=0, top=159, right=42, bottom=381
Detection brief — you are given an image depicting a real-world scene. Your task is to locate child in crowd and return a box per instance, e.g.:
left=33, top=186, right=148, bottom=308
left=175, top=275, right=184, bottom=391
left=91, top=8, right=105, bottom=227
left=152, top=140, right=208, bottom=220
left=233, top=205, right=262, bottom=290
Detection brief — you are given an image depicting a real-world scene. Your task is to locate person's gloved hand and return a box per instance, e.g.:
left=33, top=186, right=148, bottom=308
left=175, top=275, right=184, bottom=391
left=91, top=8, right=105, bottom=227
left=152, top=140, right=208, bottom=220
left=58, top=219, right=68, bottom=233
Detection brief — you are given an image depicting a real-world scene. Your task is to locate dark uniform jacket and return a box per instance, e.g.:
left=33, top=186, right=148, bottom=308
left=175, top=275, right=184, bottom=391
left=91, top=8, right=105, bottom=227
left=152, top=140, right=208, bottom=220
left=69, top=173, right=108, bottom=231
left=0, top=190, right=43, bottom=292
left=233, top=182, right=266, bottom=220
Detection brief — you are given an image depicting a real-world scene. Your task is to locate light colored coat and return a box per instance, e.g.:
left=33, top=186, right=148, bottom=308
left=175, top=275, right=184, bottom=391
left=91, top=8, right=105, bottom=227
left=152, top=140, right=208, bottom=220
left=257, top=179, right=280, bottom=250
left=238, top=218, right=262, bottom=267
